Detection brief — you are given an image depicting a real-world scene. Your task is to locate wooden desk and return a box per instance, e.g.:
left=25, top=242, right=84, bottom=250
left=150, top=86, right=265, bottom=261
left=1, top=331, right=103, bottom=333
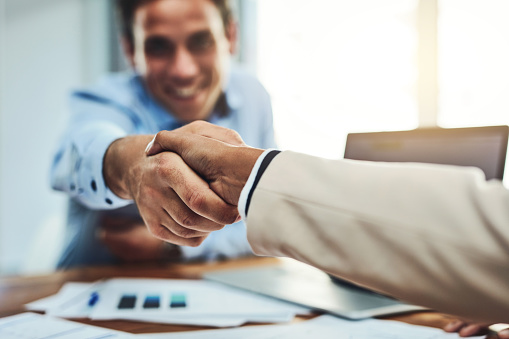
left=0, top=257, right=457, bottom=334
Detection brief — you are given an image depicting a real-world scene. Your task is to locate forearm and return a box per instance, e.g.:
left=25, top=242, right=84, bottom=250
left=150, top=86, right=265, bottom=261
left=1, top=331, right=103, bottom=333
left=246, top=151, right=509, bottom=323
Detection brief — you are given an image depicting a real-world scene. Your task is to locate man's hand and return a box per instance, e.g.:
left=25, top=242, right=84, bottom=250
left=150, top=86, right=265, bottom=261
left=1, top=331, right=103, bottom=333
left=444, top=319, right=509, bottom=338
left=443, top=320, right=489, bottom=337
left=103, top=123, right=245, bottom=247
left=146, top=121, right=264, bottom=206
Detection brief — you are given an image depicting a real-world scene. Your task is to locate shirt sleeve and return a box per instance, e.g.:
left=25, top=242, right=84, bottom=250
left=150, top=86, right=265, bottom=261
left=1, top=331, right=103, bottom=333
left=50, top=91, right=137, bottom=210
left=238, top=149, right=281, bottom=219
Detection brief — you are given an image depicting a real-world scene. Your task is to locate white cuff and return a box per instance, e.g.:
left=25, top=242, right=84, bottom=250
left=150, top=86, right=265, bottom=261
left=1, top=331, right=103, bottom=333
left=238, top=148, right=277, bottom=220
left=68, top=123, right=131, bottom=209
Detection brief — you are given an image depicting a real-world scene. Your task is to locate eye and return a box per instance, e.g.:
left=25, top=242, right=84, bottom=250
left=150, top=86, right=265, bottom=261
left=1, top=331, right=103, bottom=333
left=189, top=32, right=214, bottom=52
left=144, top=37, right=173, bottom=57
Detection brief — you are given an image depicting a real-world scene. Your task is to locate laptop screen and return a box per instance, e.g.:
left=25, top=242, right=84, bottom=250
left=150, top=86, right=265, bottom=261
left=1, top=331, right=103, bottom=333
left=344, top=126, right=509, bottom=180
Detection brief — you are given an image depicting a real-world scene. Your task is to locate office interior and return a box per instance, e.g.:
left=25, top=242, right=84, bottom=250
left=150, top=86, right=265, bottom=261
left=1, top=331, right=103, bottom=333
left=1, top=0, right=509, bottom=276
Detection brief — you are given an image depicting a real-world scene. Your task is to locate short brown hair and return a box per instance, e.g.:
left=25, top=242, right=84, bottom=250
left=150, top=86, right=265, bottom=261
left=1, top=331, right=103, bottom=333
left=116, top=0, right=234, bottom=47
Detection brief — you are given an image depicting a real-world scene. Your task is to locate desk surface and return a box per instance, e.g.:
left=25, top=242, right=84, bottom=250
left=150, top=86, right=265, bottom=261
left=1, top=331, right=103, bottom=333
left=0, top=257, right=457, bottom=334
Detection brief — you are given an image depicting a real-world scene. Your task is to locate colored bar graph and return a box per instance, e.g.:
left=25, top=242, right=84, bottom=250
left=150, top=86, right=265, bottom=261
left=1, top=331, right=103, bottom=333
left=170, top=293, right=187, bottom=308
left=117, top=294, right=136, bottom=309
left=143, top=295, right=160, bottom=309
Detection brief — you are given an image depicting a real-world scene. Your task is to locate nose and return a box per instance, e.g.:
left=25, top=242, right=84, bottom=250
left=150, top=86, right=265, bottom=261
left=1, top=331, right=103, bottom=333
left=168, top=46, right=199, bottom=80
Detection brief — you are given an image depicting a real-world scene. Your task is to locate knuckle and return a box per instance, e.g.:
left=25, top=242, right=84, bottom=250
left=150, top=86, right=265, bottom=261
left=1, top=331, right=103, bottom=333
left=185, top=189, right=206, bottom=212
left=226, top=129, right=242, bottom=142
left=154, top=130, right=168, bottom=140
left=153, top=156, right=172, bottom=179
left=191, top=120, right=206, bottom=130
left=178, top=213, right=199, bottom=228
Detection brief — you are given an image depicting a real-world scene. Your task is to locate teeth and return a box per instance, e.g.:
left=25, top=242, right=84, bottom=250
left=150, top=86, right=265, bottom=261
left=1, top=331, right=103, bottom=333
left=174, top=87, right=198, bottom=98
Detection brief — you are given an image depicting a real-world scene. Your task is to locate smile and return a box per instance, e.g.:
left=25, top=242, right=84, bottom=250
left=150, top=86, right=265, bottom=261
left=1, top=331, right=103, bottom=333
left=170, top=85, right=202, bottom=100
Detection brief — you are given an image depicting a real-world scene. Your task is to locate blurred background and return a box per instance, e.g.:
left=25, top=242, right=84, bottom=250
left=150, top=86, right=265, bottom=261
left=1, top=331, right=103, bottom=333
left=1, top=0, right=509, bottom=276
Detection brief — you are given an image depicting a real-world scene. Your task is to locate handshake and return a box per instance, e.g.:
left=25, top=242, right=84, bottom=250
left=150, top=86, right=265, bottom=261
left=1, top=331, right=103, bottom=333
left=129, top=121, right=264, bottom=247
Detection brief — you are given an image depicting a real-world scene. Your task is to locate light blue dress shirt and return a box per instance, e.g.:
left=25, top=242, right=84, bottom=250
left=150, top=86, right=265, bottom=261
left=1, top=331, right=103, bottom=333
left=51, top=69, right=276, bottom=268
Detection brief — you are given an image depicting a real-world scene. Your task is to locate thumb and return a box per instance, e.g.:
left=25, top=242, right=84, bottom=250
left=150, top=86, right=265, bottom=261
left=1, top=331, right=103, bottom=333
left=145, top=131, right=189, bottom=156
left=145, top=135, right=161, bottom=156
left=145, top=132, right=217, bottom=180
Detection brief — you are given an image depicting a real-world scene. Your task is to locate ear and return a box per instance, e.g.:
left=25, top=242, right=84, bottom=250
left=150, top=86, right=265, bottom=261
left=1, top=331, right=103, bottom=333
left=225, top=21, right=238, bottom=55
left=121, top=36, right=136, bottom=69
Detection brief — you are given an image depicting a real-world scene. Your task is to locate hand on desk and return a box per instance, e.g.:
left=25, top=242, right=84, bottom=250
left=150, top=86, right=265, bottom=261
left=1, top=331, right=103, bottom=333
left=444, top=319, right=509, bottom=338
left=103, top=122, right=247, bottom=247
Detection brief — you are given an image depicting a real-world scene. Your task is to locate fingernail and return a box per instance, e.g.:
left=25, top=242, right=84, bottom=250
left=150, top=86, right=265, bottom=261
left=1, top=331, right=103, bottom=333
left=499, top=329, right=509, bottom=339
left=145, top=137, right=155, bottom=154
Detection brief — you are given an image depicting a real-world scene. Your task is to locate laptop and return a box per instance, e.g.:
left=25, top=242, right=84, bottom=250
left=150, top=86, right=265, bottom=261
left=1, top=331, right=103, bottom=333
left=344, top=125, right=509, bottom=180
left=205, top=125, right=509, bottom=320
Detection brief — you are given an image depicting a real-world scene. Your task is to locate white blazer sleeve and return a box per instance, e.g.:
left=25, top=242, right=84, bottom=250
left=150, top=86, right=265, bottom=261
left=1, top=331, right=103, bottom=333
left=246, top=150, right=509, bottom=323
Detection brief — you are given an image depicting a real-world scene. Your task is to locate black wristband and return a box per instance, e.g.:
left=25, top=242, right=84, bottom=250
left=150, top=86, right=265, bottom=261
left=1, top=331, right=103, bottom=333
left=245, top=150, right=281, bottom=216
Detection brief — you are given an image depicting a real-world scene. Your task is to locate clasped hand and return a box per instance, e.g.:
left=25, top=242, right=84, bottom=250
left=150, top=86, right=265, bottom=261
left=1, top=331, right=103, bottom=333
left=113, top=121, right=263, bottom=247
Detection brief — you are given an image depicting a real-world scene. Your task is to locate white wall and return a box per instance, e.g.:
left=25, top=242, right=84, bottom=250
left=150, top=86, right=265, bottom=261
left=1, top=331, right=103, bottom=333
left=0, top=0, right=109, bottom=275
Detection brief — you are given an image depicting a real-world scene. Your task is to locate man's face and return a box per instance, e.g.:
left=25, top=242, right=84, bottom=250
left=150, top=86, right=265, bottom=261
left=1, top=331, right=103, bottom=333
left=128, top=0, right=235, bottom=122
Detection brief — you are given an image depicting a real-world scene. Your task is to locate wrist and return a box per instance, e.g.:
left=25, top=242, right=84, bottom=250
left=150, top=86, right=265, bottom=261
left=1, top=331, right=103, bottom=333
left=220, top=147, right=264, bottom=204
left=103, top=135, right=154, bottom=199
left=232, top=147, right=264, bottom=187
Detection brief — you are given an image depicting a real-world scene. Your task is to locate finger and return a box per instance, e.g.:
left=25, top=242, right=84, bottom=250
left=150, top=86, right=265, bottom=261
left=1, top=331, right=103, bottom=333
left=155, top=153, right=240, bottom=224
left=499, top=329, right=509, bottom=339
left=146, top=130, right=211, bottom=156
left=163, top=198, right=226, bottom=232
left=159, top=183, right=225, bottom=232
left=183, top=120, right=245, bottom=146
left=148, top=221, right=209, bottom=247
left=172, top=164, right=240, bottom=224
left=444, top=320, right=466, bottom=333
left=146, top=122, right=244, bottom=156
left=459, top=324, right=487, bottom=337
left=139, top=202, right=215, bottom=240
left=161, top=120, right=246, bottom=147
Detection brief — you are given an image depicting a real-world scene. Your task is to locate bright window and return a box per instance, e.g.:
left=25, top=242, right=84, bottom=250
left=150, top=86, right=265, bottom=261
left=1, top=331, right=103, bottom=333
left=438, top=0, right=509, bottom=128
left=256, top=0, right=419, bottom=158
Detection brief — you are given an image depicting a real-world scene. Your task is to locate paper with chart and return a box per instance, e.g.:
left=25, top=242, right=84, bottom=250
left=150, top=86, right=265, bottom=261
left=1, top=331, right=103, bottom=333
left=90, top=278, right=310, bottom=326
left=25, top=277, right=310, bottom=327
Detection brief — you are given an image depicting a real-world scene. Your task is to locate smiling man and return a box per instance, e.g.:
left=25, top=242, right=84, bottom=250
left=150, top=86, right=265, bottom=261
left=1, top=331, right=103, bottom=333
left=50, top=0, right=276, bottom=268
